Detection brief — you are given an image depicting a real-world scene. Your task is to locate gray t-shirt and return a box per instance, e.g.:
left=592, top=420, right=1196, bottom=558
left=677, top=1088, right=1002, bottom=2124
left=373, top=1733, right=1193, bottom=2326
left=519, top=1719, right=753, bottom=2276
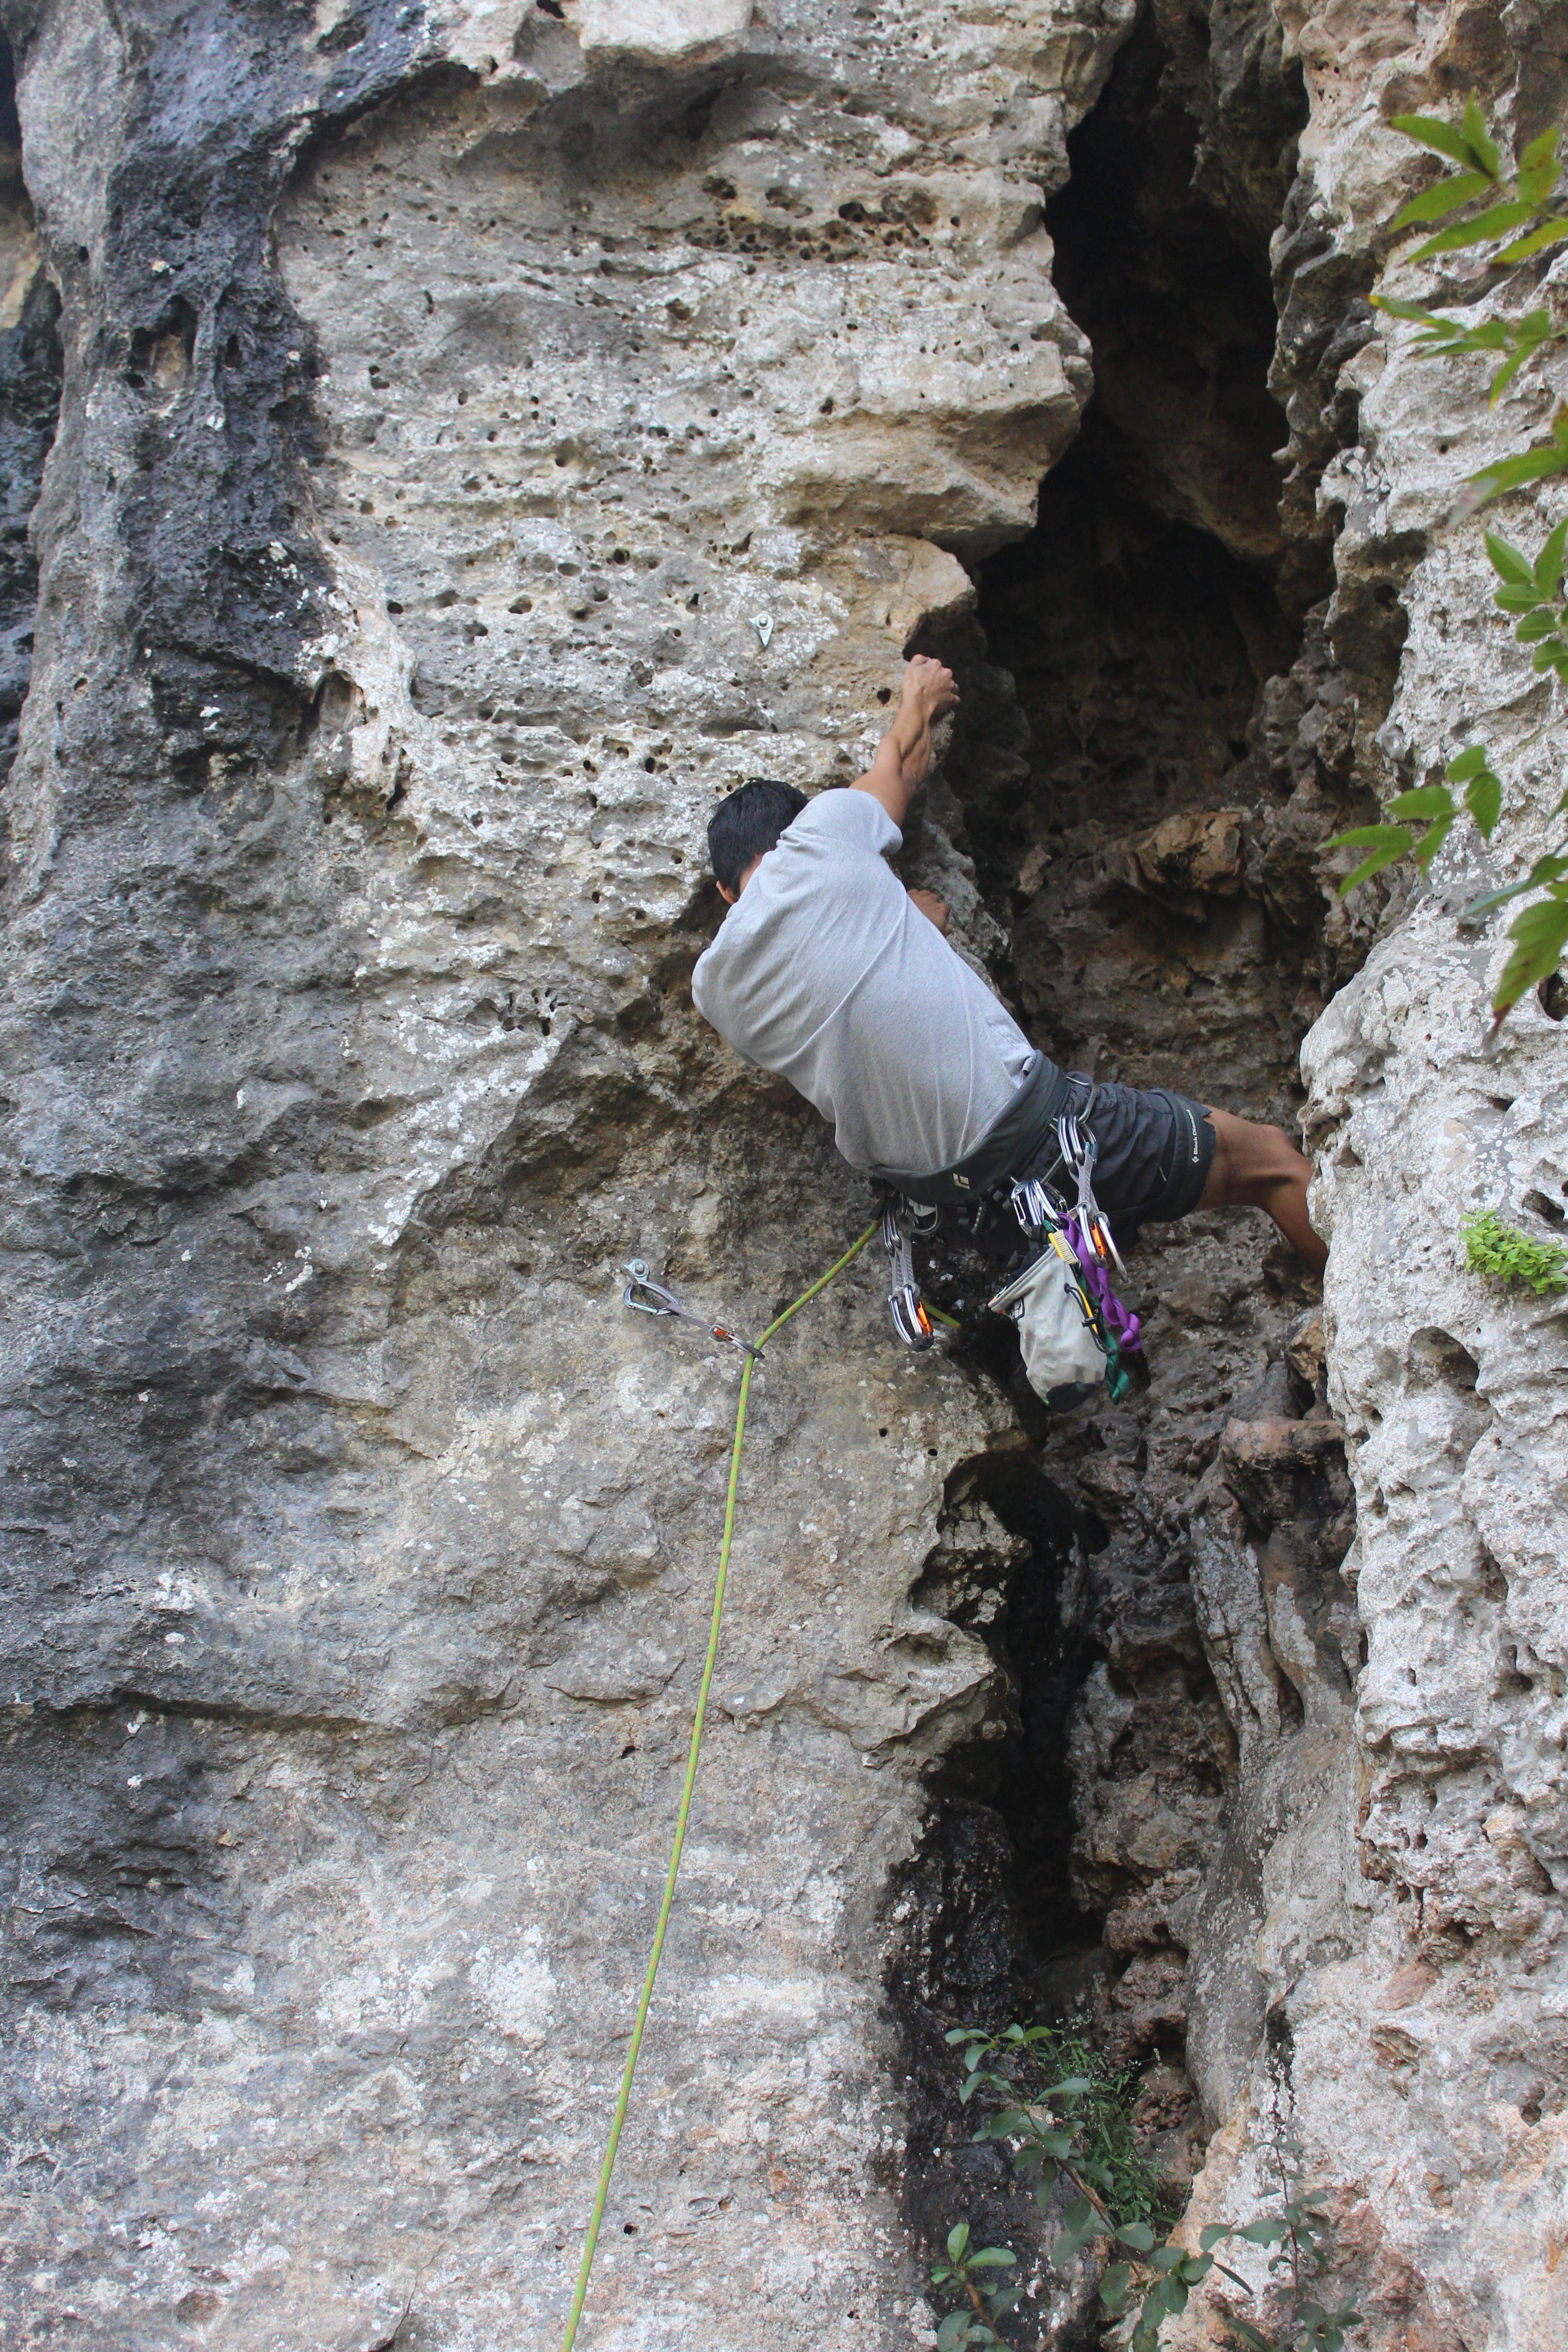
left=691, top=789, right=1034, bottom=1176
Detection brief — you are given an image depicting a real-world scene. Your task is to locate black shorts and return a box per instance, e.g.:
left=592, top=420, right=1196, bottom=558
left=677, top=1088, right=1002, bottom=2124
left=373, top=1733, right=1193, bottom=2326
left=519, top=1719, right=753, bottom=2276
left=1018, top=1078, right=1215, bottom=1234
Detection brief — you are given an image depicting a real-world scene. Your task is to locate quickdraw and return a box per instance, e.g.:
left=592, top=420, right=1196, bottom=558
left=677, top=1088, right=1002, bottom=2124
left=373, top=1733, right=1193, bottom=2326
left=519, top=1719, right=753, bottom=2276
left=879, top=1198, right=936, bottom=1350
left=620, top=1260, right=762, bottom=1360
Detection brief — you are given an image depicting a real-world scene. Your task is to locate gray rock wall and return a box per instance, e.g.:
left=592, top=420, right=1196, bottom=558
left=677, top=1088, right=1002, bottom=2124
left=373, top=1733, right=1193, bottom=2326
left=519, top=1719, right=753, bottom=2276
left=2, top=2, right=1564, bottom=2349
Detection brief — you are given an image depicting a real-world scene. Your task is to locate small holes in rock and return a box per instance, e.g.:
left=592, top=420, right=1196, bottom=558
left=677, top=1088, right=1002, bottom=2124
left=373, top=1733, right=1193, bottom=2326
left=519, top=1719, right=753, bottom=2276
left=1539, top=972, right=1568, bottom=1020
left=612, top=548, right=629, bottom=564
left=457, top=388, right=468, bottom=404
left=644, top=756, right=657, bottom=772
left=926, top=1446, right=937, bottom=1456
left=878, top=1426, right=888, bottom=1437
left=386, top=600, right=402, bottom=614
left=877, top=687, right=892, bottom=704
left=1524, top=1188, right=1567, bottom=1229
left=508, top=596, right=532, bottom=613
left=592, top=891, right=602, bottom=902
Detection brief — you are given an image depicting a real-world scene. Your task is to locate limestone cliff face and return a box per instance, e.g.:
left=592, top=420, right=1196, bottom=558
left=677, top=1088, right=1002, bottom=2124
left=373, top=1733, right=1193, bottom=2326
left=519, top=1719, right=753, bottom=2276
left=0, top=3, right=1563, bottom=2349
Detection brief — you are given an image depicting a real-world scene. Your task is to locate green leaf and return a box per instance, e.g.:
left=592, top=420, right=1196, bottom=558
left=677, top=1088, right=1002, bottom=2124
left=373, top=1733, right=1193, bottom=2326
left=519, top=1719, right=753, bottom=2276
left=967, top=2248, right=1015, bottom=2269
left=1461, top=96, right=1502, bottom=177
left=1446, top=744, right=1490, bottom=781
left=1371, top=293, right=1463, bottom=330
left=1461, top=851, right=1568, bottom=922
left=1536, top=518, right=1568, bottom=597
left=1323, top=823, right=1416, bottom=895
left=1495, top=219, right=1568, bottom=263
left=1391, top=170, right=1493, bottom=229
left=1490, top=347, right=1538, bottom=403
left=1226, top=2320, right=1279, bottom=2352
left=1464, top=767, right=1503, bottom=838
left=1486, top=529, right=1538, bottom=586
left=1411, top=199, right=1535, bottom=260
left=1532, top=639, right=1568, bottom=676
left=1101, top=2263, right=1132, bottom=2311
left=1515, top=607, right=1561, bottom=641
left=1412, top=813, right=1457, bottom=869
left=1388, top=784, right=1455, bottom=819
left=1198, top=2223, right=1231, bottom=2252
left=1115, top=2221, right=1156, bottom=2251
left=1389, top=112, right=1487, bottom=170
left=947, top=2220, right=970, bottom=2262
left=1323, top=823, right=1413, bottom=852
left=1495, top=582, right=1546, bottom=612
left=1461, top=442, right=1568, bottom=510
left=936, top=2311, right=976, bottom=2352
left=1519, top=126, right=1561, bottom=202
left=1235, top=2217, right=1289, bottom=2247
left=944, top=2026, right=975, bottom=2046
left=1038, top=2075, right=1093, bottom=2098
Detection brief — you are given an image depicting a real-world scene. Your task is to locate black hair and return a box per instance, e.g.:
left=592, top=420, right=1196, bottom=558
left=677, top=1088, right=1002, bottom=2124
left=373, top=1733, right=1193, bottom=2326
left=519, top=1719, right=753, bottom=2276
left=706, top=776, right=808, bottom=893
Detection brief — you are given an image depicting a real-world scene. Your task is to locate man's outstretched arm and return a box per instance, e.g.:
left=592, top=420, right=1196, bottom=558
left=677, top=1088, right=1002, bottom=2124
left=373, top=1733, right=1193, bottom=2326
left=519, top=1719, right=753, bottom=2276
left=852, top=656, right=959, bottom=828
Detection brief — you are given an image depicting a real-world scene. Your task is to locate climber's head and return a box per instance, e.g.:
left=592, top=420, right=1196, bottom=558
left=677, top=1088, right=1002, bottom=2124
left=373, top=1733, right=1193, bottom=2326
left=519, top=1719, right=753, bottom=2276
left=708, top=776, right=808, bottom=902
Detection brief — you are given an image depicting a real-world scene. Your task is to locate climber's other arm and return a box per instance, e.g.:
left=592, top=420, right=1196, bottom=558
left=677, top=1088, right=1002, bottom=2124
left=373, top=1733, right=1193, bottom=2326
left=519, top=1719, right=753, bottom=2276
left=852, top=656, right=959, bottom=828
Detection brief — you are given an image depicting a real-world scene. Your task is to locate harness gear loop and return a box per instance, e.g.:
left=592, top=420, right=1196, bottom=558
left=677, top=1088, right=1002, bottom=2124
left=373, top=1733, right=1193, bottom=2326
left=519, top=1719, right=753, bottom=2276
left=560, top=1219, right=879, bottom=2352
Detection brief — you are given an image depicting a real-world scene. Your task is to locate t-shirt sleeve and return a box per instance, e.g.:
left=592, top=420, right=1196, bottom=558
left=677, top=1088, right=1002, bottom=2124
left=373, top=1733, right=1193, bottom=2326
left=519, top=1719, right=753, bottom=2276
left=785, top=787, right=902, bottom=860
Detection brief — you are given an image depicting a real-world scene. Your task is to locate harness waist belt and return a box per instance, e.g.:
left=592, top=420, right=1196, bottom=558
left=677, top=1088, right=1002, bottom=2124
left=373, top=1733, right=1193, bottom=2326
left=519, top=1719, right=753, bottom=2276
left=872, top=1051, right=1074, bottom=1206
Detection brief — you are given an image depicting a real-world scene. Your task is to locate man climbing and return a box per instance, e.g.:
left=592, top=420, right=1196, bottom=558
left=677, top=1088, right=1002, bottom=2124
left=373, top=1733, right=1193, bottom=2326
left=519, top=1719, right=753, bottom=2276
left=691, top=656, right=1327, bottom=1278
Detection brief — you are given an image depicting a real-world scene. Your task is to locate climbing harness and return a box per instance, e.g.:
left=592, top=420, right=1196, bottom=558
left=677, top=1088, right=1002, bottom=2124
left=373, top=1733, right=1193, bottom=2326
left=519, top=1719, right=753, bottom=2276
left=559, top=1219, right=878, bottom=2352
left=879, top=1088, right=1140, bottom=1406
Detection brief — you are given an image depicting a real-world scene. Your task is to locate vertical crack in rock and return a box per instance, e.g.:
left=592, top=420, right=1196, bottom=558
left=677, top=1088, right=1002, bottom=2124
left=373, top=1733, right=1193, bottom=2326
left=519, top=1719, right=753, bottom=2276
left=0, top=31, right=59, bottom=807
left=880, top=4, right=1403, bottom=2324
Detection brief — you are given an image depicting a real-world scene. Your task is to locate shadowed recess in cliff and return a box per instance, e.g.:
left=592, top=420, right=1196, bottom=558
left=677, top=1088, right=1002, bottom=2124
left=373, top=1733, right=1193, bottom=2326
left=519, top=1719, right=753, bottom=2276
left=881, top=0, right=1366, bottom=2312
left=0, top=30, right=61, bottom=804
left=964, top=0, right=1335, bottom=1116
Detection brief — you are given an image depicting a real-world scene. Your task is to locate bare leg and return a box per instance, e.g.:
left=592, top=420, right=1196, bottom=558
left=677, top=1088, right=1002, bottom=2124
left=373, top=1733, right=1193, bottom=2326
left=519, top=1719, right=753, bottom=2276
left=1198, top=1106, right=1327, bottom=1277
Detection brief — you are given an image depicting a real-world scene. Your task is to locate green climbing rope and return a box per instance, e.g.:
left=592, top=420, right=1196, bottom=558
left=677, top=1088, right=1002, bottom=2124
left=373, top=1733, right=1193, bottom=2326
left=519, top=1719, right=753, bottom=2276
left=558, top=1218, right=880, bottom=2352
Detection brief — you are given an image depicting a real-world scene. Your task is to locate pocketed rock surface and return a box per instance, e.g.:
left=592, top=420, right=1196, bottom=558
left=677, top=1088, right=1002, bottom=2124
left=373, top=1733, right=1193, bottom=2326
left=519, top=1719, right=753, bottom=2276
left=1, top=4, right=1566, bottom=2350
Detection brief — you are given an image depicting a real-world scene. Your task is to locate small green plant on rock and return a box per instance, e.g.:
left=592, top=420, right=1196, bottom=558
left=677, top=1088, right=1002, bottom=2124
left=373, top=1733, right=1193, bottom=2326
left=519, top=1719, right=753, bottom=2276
left=1324, top=101, right=1568, bottom=1026
left=935, top=2021, right=1360, bottom=2352
left=1462, top=1206, right=1568, bottom=1292
left=928, top=2219, right=1017, bottom=2349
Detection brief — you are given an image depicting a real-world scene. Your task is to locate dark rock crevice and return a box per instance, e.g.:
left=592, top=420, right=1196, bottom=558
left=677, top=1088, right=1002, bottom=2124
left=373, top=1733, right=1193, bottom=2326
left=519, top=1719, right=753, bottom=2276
left=0, top=29, right=60, bottom=808
left=882, top=0, right=1390, bottom=2318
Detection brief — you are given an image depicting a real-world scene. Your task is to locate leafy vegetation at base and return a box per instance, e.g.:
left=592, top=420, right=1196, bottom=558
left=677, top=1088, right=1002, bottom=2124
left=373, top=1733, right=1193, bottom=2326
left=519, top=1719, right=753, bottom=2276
left=1462, top=1208, right=1568, bottom=1293
left=931, top=2021, right=1359, bottom=2352
left=1324, top=103, right=1568, bottom=1026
